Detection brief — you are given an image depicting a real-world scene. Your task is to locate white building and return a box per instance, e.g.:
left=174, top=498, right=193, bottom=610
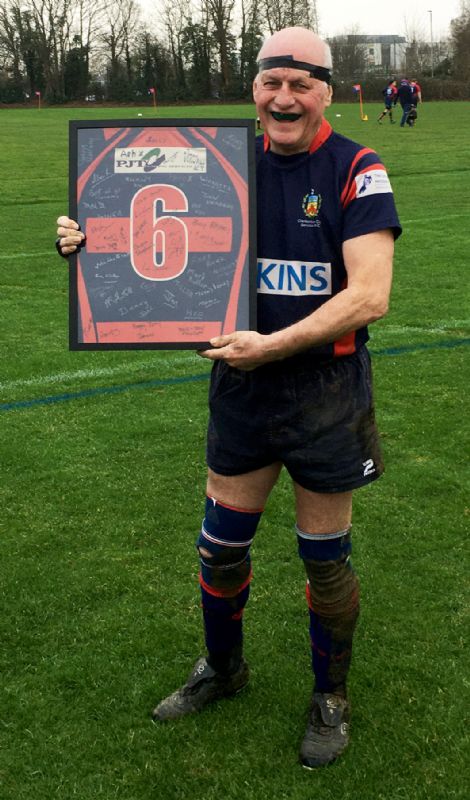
left=329, top=34, right=408, bottom=74
left=361, top=35, right=407, bottom=72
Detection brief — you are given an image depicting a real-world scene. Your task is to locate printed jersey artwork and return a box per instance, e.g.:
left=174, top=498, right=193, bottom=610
left=71, top=123, right=254, bottom=348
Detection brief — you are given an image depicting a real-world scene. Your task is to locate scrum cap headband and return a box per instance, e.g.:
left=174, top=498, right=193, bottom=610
left=257, top=55, right=332, bottom=84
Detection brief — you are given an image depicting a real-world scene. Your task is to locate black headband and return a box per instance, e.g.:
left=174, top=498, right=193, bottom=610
left=257, top=55, right=332, bottom=84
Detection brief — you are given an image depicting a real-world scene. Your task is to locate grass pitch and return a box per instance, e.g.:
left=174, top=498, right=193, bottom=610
left=0, top=101, right=469, bottom=799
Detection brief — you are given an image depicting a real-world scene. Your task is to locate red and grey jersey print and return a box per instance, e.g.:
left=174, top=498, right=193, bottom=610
left=255, top=119, right=401, bottom=360
left=72, top=123, right=253, bottom=347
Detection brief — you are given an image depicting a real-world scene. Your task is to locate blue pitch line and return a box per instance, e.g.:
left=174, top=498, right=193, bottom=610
left=0, top=372, right=211, bottom=412
left=1, top=338, right=469, bottom=414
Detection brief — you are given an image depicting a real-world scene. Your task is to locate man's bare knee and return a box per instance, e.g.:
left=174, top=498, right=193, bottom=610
left=294, top=484, right=353, bottom=533
left=206, top=463, right=281, bottom=510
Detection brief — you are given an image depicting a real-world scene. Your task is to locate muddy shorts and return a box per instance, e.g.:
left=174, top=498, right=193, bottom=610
left=206, top=346, right=384, bottom=493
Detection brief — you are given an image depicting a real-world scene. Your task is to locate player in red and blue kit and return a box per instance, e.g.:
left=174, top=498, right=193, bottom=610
left=410, top=79, right=422, bottom=125
left=57, top=26, right=401, bottom=770
left=377, top=78, right=397, bottom=124
left=411, top=79, right=422, bottom=105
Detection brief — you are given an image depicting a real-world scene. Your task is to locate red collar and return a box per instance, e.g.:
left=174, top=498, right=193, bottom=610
left=263, top=117, right=333, bottom=154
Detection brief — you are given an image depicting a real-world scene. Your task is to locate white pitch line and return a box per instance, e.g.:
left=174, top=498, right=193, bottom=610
left=398, top=212, right=469, bottom=225
left=383, top=323, right=469, bottom=334
left=3, top=325, right=466, bottom=392
left=0, top=353, right=198, bottom=391
left=0, top=251, right=54, bottom=260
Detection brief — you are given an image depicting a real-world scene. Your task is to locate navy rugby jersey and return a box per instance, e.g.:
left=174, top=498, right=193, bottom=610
left=384, top=85, right=397, bottom=105
left=256, top=118, right=401, bottom=359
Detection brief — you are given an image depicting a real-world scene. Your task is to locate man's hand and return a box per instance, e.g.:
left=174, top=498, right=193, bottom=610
left=56, top=216, right=85, bottom=256
left=198, top=331, right=279, bottom=371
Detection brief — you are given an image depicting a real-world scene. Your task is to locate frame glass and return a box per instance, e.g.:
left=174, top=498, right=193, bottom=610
left=69, top=119, right=257, bottom=349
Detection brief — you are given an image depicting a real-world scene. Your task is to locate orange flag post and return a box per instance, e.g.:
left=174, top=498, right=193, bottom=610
left=352, top=84, right=368, bottom=121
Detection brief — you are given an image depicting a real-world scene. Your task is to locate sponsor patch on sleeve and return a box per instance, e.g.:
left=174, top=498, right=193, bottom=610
left=355, top=169, right=392, bottom=198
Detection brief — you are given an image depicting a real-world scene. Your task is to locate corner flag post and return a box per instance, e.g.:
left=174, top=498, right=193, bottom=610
left=35, top=90, right=41, bottom=110
left=149, top=87, right=156, bottom=108
left=353, top=83, right=368, bottom=121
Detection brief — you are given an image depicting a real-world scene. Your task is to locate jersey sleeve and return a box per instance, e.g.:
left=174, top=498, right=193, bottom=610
left=340, top=149, right=402, bottom=242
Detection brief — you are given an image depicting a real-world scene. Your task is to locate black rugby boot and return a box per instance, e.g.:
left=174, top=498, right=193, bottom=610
left=300, top=690, right=350, bottom=768
left=151, top=656, right=249, bottom=721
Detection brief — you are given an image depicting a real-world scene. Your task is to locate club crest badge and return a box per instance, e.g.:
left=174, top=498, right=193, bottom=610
left=302, top=189, right=322, bottom=219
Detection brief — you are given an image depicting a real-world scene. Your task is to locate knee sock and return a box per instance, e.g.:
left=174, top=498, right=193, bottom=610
left=297, top=526, right=360, bottom=694
left=197, top=496, right=262, bottom=674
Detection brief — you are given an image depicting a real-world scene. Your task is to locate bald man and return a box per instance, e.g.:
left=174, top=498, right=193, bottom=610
left=57, top=27, right=401, bottom=768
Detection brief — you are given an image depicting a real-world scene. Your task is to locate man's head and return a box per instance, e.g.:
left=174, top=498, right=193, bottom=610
left=253, top=27, right=333, bottom=156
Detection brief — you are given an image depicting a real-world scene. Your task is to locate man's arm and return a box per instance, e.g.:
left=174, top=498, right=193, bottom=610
left=198, top=229, right=394, bottom=370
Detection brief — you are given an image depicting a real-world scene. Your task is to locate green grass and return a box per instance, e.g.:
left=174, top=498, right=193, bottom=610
left=0, top=101, right=469, bottom=799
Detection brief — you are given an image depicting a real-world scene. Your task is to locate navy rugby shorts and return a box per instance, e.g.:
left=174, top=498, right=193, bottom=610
left=206, top=346, right=384, bottom=493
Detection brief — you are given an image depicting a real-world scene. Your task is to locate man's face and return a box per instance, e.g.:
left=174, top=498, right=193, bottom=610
left=253, top=68, right=332, bottom=155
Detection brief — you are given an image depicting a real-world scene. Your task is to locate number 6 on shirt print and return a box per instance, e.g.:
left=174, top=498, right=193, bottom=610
left=130, top=184, right=189, bottom=281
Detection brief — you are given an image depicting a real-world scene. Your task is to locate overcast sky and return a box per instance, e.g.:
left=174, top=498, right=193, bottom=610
left=139, top=0, right=461, bottom=41
left=317, top=0, right=460, bottom=39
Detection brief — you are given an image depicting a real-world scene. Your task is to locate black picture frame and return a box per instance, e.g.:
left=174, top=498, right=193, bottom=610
left=69, top=118, right=257, bottom=350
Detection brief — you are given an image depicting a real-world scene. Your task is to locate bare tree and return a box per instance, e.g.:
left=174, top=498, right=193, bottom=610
left=203, top=0, right=236, bottom=97
left=239, top=0, right=263, bottom=94
left=451, top=1, right=470, bottom=79
left=0, top=2, right=23, bottom=85
left=261, top=0, right=319, bottom=35
left=402, top=19, right=430, bottom=75
left=327, top=29, right=367, bottom=81
left=28, top=0, right=75, bottom=98
left=71, top=0, right=109, bottom=78
left=99, top=0, right=141, bottom=97
left=180, top=4, right=213, bottom=99
left=0, top=0, right=75, bottom=99
left=162, top=0, right=188, bottom=97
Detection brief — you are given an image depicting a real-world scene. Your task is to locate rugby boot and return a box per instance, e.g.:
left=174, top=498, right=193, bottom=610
left=151, top=656, right=249, bottom=721
left=300, top=690, right=350, bottom=768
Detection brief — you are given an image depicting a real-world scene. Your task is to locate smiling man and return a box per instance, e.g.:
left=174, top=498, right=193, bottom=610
left=154, top=27, right=401, bottom=770
left=253, top=27, right=334, bottom=154
left=57, top=27, right=401, bottom=770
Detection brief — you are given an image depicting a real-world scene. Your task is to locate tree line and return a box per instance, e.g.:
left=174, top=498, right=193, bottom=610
left=0, top=0, right=319, bottom=103
left=0, top=0, right=469, bottom=105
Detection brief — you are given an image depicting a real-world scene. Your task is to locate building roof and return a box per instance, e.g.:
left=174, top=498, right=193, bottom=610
left=328, top=35, right=407, bottom=44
